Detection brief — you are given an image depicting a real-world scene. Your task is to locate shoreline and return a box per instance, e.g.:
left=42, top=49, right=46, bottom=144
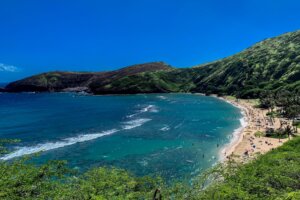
left=215, top=96, right=289, bottom=162
left=217, top=96, right=249, bottom=162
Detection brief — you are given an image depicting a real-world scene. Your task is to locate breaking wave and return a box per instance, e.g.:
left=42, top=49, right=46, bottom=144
left=157, top=95, right=167, bottom=100
left=1, top=109, right=154, bottom=160
left=160, top=125, right=170, bottom=131
left=126, top=105, right=159, bottom=118
left=0, top=129, right=119, bottom=161
left=122, top=118, right=152, bottom=130
left=1, top=116, right=154, bottom=161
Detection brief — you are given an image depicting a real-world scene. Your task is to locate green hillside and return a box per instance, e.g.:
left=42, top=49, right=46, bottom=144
left=4, top=30, right=300, bottom=97
left=193, top=30, right=300, bottom=97
left=4, top=62, right=173, bottom=93
left=111, top=30, right=300, bottom=97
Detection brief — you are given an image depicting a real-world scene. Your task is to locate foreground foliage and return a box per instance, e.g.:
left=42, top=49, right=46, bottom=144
left=1, top=137, right=300, bottom=199
left=0, top=160, right=165, bottom=200
left=195, top=137, right=300, bottom=200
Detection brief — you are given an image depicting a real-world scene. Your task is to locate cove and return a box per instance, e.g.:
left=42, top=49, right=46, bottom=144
left=0, top=93, right=242, bottom=180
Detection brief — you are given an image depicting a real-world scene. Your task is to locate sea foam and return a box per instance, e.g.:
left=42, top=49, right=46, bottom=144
left=122, top=118, right=152, bottom=130
left=142, top=105, right=159, bottom=113
left=0, top=129, right=119, bottom=161
left=239, top=117, right=247, bottom=128
left=157, top=95, right=167, bottom=100
left=1, top=113, right=153, bottom=160
left=160, top=125, right=170, bottom=131
left=126, top=105, right=158, bottom=118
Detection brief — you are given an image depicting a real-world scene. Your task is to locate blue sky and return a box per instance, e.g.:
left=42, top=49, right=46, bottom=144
left=1, top=0, right=300, bottom=82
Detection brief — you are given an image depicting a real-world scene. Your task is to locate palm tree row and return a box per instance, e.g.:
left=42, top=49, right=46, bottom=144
left=259, top=89, right=300, bottom=137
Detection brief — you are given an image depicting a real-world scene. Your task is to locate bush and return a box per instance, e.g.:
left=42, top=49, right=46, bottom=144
left=254, top=131, right=264, bottom=137
left=195, top=137, right=300, bottom=199
left=1, top=138, right=300, bottom=199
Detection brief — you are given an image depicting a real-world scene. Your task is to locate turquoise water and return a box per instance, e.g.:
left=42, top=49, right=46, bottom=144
left=0, top=93, right=242, bottom=180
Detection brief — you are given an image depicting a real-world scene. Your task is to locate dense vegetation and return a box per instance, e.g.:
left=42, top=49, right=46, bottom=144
left=193, top=30, right=300, bottom=98
left=4, top=30, right=300, bottom=97
left=194, top=136, right=300, bottom=200
left=0, top=136, right=300, bottom=199
left=259, top=89, right=300, bottom=138
left=0, top=159, right=164, bottom=199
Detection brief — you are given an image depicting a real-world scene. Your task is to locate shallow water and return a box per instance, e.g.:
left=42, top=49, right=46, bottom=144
left=0, top=93, right=242, bottom=180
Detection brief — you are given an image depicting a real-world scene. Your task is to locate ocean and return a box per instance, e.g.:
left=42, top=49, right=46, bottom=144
left=0, top=93, right=242, bottom=180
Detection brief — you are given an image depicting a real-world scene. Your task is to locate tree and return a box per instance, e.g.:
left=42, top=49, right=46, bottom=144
left=259, top=90, right=275, bottom=111
left=283, top=125, right=294, bottom=140
left=285, top=105, right=300, bottom=134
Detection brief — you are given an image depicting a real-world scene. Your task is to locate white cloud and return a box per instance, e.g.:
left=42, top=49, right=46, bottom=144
left=0, top=63, right=20, bottom=72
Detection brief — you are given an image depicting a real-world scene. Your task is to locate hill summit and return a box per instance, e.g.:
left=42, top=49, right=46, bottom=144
left=4, top=30, right=300, bottom=97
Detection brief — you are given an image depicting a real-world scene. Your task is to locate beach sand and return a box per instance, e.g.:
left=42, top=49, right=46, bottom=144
left=219, top=96, right=290, bottom=162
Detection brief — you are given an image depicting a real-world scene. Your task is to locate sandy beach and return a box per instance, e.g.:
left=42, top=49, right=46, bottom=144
left=219, top=96, right=290, bottom=162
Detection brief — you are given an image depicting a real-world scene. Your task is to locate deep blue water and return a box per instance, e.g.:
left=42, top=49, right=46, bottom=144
left=0, top=93, right=242, bottom=180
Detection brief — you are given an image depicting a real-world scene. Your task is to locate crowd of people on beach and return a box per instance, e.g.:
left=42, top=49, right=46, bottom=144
left=223, top=98, right=289, bottom=162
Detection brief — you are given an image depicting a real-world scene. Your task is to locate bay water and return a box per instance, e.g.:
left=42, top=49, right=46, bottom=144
left=0, top=93, right=242, bottom=180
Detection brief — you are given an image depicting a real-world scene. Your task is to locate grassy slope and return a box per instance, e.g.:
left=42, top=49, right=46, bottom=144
left=192, top=30, right=300, bottom=98
left=5, top=30, right=300, bottom=97
left=90, top=30, right=300, bottom=97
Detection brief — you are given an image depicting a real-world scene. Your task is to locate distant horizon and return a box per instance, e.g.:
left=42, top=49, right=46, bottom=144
left=1, top=0, right=300, bottom=82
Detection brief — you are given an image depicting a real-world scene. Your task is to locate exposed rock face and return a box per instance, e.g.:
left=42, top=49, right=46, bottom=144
left=4, top=30, right=300, bottom=97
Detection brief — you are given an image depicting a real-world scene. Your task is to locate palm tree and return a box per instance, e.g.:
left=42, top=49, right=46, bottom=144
left=259, top=90, right=275, bottom=111
left=285, top=105, right=300, bottom=134
left=284, top=125, right=294, bottom=140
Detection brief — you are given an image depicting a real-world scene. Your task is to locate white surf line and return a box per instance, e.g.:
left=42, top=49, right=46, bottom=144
left=1, top=117, right=153, bottom=161
left=142, top=105, right=159, bottom=113
left=160, top=125, right=170, bottom=131
left=0, top=129, right=119, bottom=161
left=126, top=105, right=159, bottom=118
left=122, top=118, right=152, bottom=130
left=215, top=96, right=249, bottom=162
